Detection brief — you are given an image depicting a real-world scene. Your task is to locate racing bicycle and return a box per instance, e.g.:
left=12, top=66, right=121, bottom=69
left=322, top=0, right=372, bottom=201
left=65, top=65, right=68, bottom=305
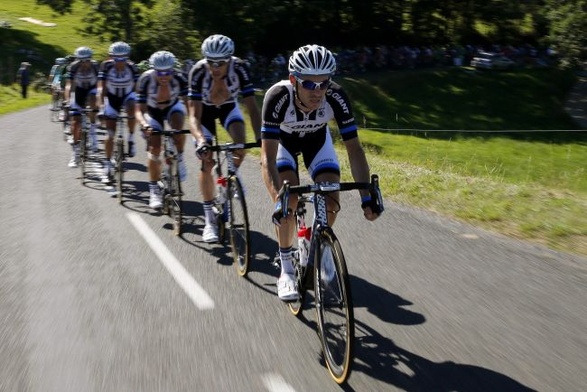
left=276, top=174, right=383, bottom=384
left=105, top=111, right=128, bottom=203
left=156, top=129, right=191, bottom=236
left=198, top=139, right=259, bottom=276
left=78, top=108, right=99, bottom=184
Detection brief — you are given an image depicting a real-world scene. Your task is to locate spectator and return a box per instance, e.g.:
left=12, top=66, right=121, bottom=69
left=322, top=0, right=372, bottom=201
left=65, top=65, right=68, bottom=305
left=16, top=62, right=31, bottom=98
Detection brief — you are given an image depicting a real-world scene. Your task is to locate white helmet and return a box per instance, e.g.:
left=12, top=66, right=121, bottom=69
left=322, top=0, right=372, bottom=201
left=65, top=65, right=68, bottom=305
left=55, top=57, right=67, bottom=65
left=288, top=44, right=336, bottom=76
left=109, top=41, right=131, bottom=57
left=74, top=46, right=93, bottom=59
left=201, top=34, right=234, bottom=60
left=149, top=50, right=176, bottom=70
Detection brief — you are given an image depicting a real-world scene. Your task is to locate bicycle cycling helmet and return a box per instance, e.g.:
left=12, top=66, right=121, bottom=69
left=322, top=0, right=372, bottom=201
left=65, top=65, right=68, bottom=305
left=288, top=44, right=336, bottom=76
left=74, top=46, right=93, bottom=59
left=108, top=41, right=131, bottom=57
left=201, top=34, right=234, bottom=60
left=149, top=50, right=176, bottom=70
left=55, top=57, right=67, bottom=65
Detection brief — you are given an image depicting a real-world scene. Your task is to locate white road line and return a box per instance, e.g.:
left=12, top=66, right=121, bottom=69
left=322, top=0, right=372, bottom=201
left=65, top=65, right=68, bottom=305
left=262, top=373, right=297, bottom=392
left=126, top=212, right=215, bottom=310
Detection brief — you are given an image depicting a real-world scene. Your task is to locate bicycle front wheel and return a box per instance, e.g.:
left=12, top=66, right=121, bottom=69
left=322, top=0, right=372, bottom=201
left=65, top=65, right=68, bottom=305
left=79, top=128, right=87, bottom=183
left=169, top=163, right=182, bottom=236
left=115, top=137, right=124, bottom=203
left=314, top=228, right=354, bottom=384
left=228, top=176, right=251, bottom=276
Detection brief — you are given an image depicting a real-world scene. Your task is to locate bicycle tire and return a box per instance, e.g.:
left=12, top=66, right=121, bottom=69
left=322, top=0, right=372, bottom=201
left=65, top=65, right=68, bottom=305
left=79, top=128, right=87, bottom=183
left=116, top=137, right=124, bottom=203
left=170, top=162, right=182, bottom=236
left=314, top=228, right=354, bottom=384
left=228, top=176, right=251, bottom=276
left=287, top=255, right=307, bottom=317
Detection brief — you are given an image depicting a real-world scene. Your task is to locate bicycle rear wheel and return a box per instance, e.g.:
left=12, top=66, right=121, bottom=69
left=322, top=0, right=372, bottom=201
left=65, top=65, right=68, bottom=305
left=314, top=228, right=354, bottom=384
left=228, top=176, right=251, bottom=276
left=169, top=162, right=182, bottom=236
left=115, top=136, right=124, bottom=203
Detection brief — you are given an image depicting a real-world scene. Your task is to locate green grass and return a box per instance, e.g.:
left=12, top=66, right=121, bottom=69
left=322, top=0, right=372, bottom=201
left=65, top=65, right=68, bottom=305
left=2, top=0, right=586, bottom=257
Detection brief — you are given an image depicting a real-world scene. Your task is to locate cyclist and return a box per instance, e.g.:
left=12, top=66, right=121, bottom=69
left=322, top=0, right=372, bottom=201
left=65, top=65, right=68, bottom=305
left=64, top=46, right=100, bottom=167
left=260, top=44, right=382, bottom=301
left=48, top=57, right=67, bottom=111
left=98, top=41, right=140, bottom=182
left=188, top=34, right=261, bottom=243
left=135, top=50, right=189, bottom=210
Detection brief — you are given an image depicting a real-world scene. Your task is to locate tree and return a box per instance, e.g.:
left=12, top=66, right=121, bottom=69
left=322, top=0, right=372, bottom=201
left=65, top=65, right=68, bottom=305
left=545, top=0, right=587, bottom=68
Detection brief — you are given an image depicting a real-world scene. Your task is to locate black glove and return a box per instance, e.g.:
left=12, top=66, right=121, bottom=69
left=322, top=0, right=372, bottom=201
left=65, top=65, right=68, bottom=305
left=195, top=142, right=210, bottom=159
left=361, top=194, right=383, bottom=216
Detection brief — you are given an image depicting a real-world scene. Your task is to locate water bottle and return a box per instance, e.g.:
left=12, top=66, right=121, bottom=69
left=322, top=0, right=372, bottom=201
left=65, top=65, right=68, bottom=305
left=216, top=176, right=227, bottom=205
left=297, top=226, right=311, bottom=267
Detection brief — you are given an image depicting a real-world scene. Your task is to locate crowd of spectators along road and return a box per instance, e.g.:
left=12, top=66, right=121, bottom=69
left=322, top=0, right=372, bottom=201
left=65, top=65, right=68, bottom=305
left=230, top=43, right=557, bottom=89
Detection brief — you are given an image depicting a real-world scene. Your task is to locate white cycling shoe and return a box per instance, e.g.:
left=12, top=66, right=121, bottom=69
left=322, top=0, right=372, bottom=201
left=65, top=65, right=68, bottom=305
left=277, top=273, right=299, bottom=301
left=149, top=188, right=163, bottom=210
left=202, top=223, right=219, bottom=243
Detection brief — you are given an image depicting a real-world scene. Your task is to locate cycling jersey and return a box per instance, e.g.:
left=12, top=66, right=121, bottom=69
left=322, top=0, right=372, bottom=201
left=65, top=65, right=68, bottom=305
left=261, top=80, right=358, bottom=179
left=136, top=69, right=188, bottom=109
left=49, top=64, right=65, bottom=88
left=187, top=57, right=255, bottom=106
left=66, top=59, right=100, bottom=89
left=98, top=59, right=139, bottom=97
left=136, top=69, right=188, bottom=131
left=261, top=80, right=358, bottom=141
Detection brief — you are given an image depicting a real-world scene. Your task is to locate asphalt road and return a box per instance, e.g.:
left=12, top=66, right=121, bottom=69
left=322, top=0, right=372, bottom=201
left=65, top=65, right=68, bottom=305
left=1, top=106, right=586, bottom=392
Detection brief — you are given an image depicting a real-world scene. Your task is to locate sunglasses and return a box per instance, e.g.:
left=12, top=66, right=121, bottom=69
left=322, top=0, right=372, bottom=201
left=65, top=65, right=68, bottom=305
left=114, top=57, right=127, bottom=62
left=156, top=70, right=173, bottom=77
left=294, top=75, right=331, bottom=91
left=207, top=59, right=229, bottom=68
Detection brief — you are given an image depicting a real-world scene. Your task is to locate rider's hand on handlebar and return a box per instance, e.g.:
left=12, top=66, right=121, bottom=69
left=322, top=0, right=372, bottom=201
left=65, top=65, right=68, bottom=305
left=195, top=142, right=211, bottom=160
left=361, top=194, right=383, bottom=221
left=140, top=124, right=153, bottom=138
left=271, top=200, right=289, bottom=226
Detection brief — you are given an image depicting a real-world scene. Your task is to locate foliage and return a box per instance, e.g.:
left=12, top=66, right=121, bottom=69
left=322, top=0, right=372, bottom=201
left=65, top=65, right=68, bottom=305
left=545, top=0, right=587, bottom=69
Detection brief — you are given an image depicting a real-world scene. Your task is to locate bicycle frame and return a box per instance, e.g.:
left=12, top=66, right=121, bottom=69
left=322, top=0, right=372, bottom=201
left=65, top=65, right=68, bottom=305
left=279, top=175, right=382, bottom=384
left=157, top=129, right=190, bottom=235
left=199, top=139, right=258, bottom=275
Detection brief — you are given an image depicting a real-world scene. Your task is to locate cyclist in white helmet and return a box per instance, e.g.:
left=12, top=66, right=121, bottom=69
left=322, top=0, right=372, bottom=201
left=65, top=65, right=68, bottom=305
left=188, top=34, right=261, bottom=243
left=261, top=44, right=381, bottom=301
left=98, top=41, right=140, bottom=183
left=48, top=58, right=66, bottom=102
left=135, top=50, right=189, bottom=210
left=64, top=46, right=100, bottom=167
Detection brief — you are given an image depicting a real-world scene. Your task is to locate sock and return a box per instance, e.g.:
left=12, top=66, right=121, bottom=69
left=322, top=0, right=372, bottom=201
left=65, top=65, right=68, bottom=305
left=149, top=181, right=158, bottom=193
left=204, top=201, right=215, bottom=225
left=280, top=246, right=294, bottom=275
left=128, top=132, right=134, bottom=143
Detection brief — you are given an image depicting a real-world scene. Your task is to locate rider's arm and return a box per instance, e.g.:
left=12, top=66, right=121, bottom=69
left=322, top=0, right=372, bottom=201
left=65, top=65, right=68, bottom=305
left=187, top=99, right=206, bottom=144
left=97, top=79, right=105, bottom=108
left=135, top=102, right=149, bottom=129
left=261, top=138, right=282, bottom=202
left=343, top=137, right=371, bottom=199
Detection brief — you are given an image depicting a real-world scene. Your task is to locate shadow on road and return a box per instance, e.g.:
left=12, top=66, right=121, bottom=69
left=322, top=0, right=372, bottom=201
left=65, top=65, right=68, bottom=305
left=347, top=321, right=537, bottom=392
